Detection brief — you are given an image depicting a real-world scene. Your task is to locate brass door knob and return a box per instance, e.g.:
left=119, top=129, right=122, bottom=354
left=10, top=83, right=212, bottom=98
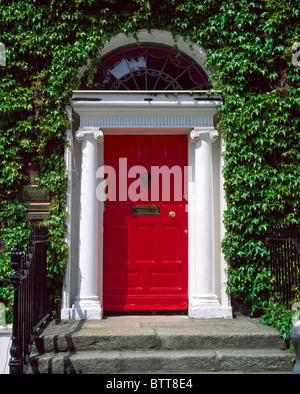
left=169, top=211, right=176, bottom=218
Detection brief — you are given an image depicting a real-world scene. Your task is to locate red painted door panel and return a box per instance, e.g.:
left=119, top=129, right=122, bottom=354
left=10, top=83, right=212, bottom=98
left=103, top=135, right=188, bottom=310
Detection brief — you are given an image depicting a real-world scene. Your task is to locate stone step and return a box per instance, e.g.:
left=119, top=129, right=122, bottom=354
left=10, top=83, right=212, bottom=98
left=28, top=348, right=293, bottom=374
left=27, top=316, right=294, bottom=374
left=32, top=317, right=284, bottom=353
left=34, top=330, right=283, bottom=353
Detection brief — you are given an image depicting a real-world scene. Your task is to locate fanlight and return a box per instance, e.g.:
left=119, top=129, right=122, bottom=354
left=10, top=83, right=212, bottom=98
left=92, top=43, right=210, bottom=90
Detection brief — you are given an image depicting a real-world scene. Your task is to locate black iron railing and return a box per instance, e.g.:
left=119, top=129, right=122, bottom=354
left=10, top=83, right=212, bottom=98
left=267, top=224, right=300, bottom=307
left=0, top=225, right=49, bottom=374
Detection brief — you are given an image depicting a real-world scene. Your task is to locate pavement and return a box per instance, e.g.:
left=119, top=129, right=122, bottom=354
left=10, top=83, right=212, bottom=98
left=0, top=326, right=12, bottom=374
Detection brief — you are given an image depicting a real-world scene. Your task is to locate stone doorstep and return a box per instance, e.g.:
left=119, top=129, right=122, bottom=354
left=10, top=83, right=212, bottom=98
left=32, top=317, right=285, bottom=353
left=35, top=331, right=284, bottom=354
left=27, top=316, right=294, bottom=374
left=28, top=348, right=293, bottom=374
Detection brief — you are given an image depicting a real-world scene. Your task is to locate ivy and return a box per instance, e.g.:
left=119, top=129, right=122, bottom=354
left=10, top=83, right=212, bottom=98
left=0, top=0, right=299, bottom=329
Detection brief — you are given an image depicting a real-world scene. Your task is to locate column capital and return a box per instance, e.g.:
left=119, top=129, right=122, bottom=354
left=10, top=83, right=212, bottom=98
left=75, top=127, right=104, bottom=143
left=189, top=127, right=218, bottom=143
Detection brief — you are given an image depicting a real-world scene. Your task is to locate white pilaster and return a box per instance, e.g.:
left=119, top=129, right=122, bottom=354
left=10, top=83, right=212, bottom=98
left=220, top=136, right=233, bottom=316
left=70, top=127, right=104, bottom=320
left=189, top=128, right=229, bottom=318
left=61, top=105, right=73, bottom=317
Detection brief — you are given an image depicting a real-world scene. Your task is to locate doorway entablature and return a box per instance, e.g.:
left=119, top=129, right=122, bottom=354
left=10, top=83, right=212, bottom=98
left=71, top=91, right=222, bottom=130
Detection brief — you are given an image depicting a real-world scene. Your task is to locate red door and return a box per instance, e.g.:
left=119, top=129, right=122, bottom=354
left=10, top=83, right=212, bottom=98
left=103, top=135, right=188, bottom=310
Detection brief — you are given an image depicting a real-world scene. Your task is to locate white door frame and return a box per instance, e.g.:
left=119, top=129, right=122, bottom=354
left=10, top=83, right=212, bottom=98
left=62, top=91, right=232, bottom=319
left=61, top=30, right=232, bottom=319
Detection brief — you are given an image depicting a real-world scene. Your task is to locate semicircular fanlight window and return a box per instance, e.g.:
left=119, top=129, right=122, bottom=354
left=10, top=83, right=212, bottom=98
left=92, top=43, right=210, bottom=90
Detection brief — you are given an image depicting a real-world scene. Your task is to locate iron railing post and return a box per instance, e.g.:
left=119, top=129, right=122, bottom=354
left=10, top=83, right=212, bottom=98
left=55, top=298, right=61, bottom=325
left=8, top=243, right=24, bottom=374
left=0, top=227, right=50, bottom=374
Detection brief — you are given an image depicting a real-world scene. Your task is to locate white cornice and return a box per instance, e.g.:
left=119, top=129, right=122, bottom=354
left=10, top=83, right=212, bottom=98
left=71, top=92, right=222, bottom=129
left=72, top=91, right=222, bottom=106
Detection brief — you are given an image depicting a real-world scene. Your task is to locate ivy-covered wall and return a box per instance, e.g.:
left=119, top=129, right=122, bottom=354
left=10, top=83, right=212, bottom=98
left=0, top=0, right=299, bottom=322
